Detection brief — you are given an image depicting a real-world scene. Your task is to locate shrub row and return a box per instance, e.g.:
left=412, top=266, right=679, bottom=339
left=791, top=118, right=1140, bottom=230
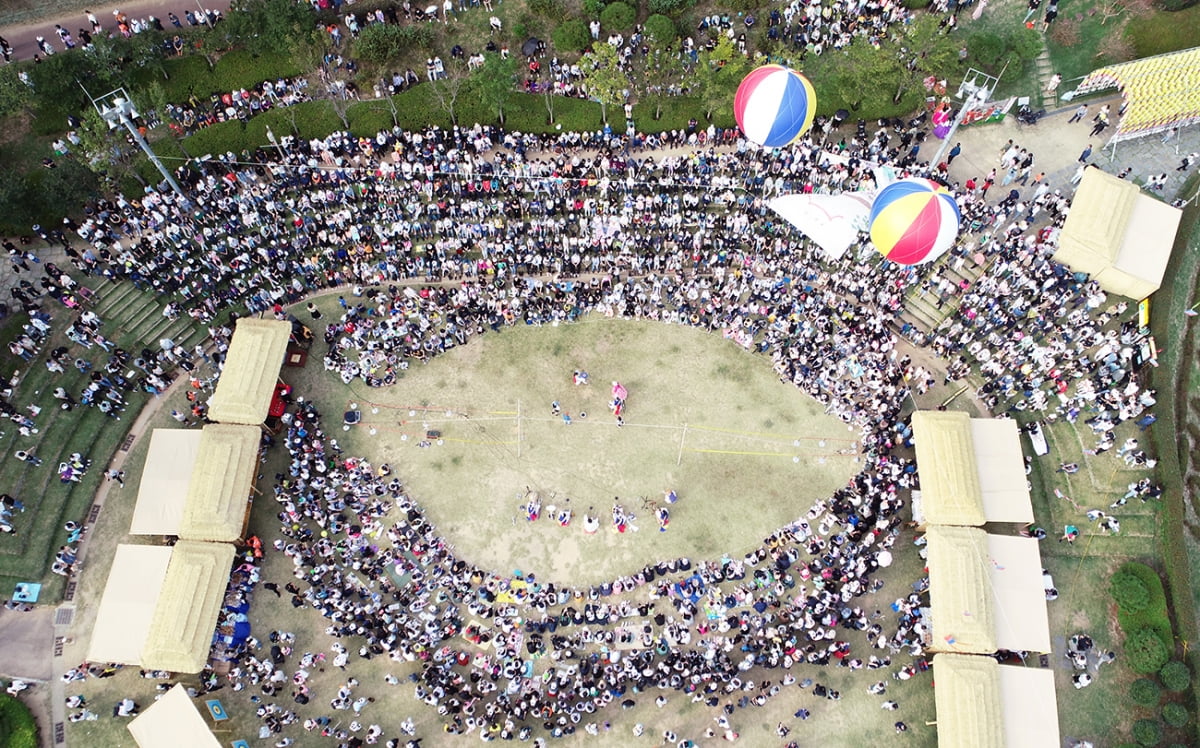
left=0, top=694, right=38, bottom=748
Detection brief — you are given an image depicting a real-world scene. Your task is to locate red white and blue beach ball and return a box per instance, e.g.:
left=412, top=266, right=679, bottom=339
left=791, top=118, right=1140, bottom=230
left=733, top=65, right=817, bottom=148
left=868, top=178, right=962, bottom=266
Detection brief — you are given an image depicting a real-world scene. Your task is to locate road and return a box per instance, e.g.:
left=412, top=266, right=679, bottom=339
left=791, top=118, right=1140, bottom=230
left=0, top=0, right=234, bottom=63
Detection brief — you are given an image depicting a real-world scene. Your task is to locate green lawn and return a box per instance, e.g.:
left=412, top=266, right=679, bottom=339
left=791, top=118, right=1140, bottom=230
left=1127, top=5, right=1200, bottom=58
left=297, top=314, right=862, bottom=586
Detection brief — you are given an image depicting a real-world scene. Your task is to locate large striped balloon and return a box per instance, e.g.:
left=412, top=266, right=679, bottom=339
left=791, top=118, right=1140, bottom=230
left=868, top=178, right=961, bottom=265
left=733, top=65, right=816, bottom=148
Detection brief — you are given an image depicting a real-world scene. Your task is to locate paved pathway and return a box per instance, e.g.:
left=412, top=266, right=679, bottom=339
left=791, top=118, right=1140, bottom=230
left=0, top=0, right=233, bottom=63
left=942, top=95, right=1200, bottom=204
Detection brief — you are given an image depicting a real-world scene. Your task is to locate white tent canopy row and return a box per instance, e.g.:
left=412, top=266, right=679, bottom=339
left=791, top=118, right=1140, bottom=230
left=1053, top=168, right=1181, bottom=301
left=87, top=544, right=174, bottom=666
left=128, top=683, right=222, bottom=748
left=89, top=541, right=236, bottom=673
left=207, top=317, right=292, bottom=425
left=932, top=653, right=1060, bottom=748
left=923, top=526, right=1051, bottom=655
left=130, top=425, right=261, bottom=542
left=911, top=411, right=1033, bottom=527
left=130, top=430, right=203, bottom=536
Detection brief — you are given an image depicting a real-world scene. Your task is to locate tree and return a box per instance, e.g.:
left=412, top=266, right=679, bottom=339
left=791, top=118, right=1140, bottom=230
left=29, top=49, right=119, bottom=115
left=644, top=14, right=678, bottom=48
left=223, top=0, right=319, bottom=57
left=429, top=57, right=470, bottom=127
left=692, top=36, right=750, bottom=120
left=354, top=23, right=407, bottom=64
left=830, top=36, right=906, bottom=111
left=633, top=47, right=685, bottom=120
left=75, top=107, right=135, bottom=181
left=600, top=2, right=637, bottom=31
left=552, top=19, right=592, bottom=53
left=580, top=42, right=629, bottom=125
left=1096, top=0, right=1154, bottom=23
left=1096, top=21, right=1137, bottom=64
left=0, top=66, right=32, bottom=119
left=471, top=52, right=518, bottom=126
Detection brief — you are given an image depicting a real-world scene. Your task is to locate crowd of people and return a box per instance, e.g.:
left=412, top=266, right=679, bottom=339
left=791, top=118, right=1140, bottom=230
left=0, top=93, right=1168, bottom=740
left=0, top=20, right=1175, bottom=741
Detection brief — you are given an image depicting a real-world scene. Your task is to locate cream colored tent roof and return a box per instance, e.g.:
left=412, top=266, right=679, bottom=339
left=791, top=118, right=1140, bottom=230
left=178, top=424, right=260, bottom=542
left=141, top=540, right=235, bottom=674
left=130, top=430, right=202, bottom=536
left=1054, top=168, right=1182, bottom=300
left=969, top=419, right=1034, bottom=524
left=128, top=683, right=222, bottom=748
left=932, top=654, right=1004, bottom=748
left=926, top=526, right=996, bottom=654
left=986, top=534, right=1052, bottom=653
left=912, top=411, right=985, bottom=526
left=207, top=317, right=291, bottom=424
left=86, top=544, right=173, bottom=666
left=997, top=663, right=1060, bottom=748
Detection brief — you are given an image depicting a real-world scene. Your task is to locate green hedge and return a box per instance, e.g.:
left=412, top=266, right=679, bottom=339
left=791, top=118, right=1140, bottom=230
left=128, top=49, right=301, bottom=105
left=1132, top=678, right=1164, bottom=707
left=553, top=19, right=593, bottom=53
left=0, top=694, right=38, bottom=748
left=1116, top=562, right=1175, bottom=653
left=1133, top=718, right=1164, bottom=747
left=1163, top=702, right=1189, bottom=728
left=600, top=2, right=636, bottom=31
left=1113, top=569, right=1154, bottom=613
left=1128, top=628, right=1172, bottom=675
left=1160, top=660, right=1192, bottom=692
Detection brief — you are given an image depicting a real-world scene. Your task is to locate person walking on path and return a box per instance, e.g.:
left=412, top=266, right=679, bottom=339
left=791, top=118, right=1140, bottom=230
left=1067, top=104, right=1088, bottom=124
left=1177, top=153, right=1198, bottom=172
left=1078, top=144, right=1092, bottom=163
left=947, top=143, right=962, bottom=164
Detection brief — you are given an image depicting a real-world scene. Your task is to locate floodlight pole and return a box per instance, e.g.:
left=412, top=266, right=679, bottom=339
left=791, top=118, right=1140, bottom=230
left=930, top=67, right=1001, bottom=167
left=94, top=87, right=188, bottom=204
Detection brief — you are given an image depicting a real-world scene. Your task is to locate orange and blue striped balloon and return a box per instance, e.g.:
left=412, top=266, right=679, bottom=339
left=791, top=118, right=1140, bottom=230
left=868, top=178, right=961, bottom=265
left=733, top=65, right=816, bottom=148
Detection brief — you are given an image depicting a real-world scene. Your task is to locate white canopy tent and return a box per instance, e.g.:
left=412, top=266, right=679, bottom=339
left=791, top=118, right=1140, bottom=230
left=931, top=653, right=1004, bottom=748
left=969, top=418, right=1034, bottom=524
left=127, top=683, right=222, bottom=748
left=911, top=411, right=1033, bottom=526
left=925, top=527, right=1051, bottom=654
left=925, top=526, right=996, bottom=654
left=986, top=533, right=1052, bottom=653
left=141, top=540, right=236, bottom=674
left=1054, top=168, right=1181, bottom=300
left=997, top=663, right=1060, bottom=748
left=178, top=424, right=261, bottom=543
left=86, top=544, right=173, bottom=666
left=130, top=429, right=202, bottom=536
left=207, top=317, right=291, bottom=425
left=932, top=654, right=1060, bottom=748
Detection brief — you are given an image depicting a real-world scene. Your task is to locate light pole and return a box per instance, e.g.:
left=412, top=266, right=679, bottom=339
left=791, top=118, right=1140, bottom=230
left=930, top=67, right=1001, bottom=167
left=265, top=126, right=288, bottom=161
left=94, top=87, right=189, bottom=204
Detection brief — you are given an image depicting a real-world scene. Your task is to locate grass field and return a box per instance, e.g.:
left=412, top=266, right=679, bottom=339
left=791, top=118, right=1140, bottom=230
left=296, top=316, right=862, bottom=586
